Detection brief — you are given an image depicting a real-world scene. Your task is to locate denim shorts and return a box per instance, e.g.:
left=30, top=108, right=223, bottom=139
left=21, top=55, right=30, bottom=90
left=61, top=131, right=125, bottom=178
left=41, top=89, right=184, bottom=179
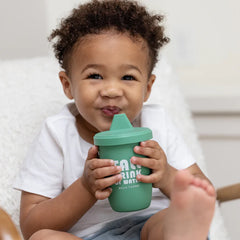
left=84, top=214, right=152, bottom=240
left=84, top=214, right=210, bottom=240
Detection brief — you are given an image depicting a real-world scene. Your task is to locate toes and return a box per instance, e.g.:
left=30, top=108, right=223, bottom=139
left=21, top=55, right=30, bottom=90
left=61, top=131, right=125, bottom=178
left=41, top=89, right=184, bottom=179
left=206, top=184, right=216, bottom=197
left=192, top=177, right=201, bottom=187
left=192, top=178, right=207, bottom=188
left=191, top=178, right=216, bottom=197
left=174, top=170, right=216, bottom=198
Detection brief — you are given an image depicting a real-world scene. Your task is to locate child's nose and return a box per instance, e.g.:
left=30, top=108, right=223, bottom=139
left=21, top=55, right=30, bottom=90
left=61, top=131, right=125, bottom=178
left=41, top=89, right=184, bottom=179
left=100, top=81, right=123, bottom=98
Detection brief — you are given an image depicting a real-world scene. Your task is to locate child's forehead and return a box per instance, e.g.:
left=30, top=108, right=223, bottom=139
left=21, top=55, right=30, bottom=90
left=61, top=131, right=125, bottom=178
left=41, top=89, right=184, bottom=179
left=75, top=30, right=149, bottom=53
left=68, top=30, right=152, bottom=74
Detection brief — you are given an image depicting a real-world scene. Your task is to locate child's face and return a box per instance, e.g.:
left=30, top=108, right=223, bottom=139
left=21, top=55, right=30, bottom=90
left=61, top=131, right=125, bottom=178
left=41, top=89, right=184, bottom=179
left=59, top=31, right=155, bottom=141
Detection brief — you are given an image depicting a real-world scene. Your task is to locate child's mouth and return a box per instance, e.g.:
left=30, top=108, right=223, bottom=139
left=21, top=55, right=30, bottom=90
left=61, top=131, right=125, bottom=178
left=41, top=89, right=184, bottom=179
left=101, top=106, right=121, bottom=117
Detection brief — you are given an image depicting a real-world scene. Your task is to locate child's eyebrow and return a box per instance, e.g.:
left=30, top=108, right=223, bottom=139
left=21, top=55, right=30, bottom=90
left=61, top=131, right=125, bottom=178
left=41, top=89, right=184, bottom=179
left=81, top=63, right=142, bottom=75
left=122, top=64, right=142, bottom=75
left=81, top=64, right=103, bottom=73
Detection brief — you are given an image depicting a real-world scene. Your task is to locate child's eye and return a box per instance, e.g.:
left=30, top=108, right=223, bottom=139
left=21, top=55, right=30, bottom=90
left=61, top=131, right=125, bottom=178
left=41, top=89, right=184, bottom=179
left=87, top=73, right=103, bottom=79
left=121, top=75, right=136, bottom=81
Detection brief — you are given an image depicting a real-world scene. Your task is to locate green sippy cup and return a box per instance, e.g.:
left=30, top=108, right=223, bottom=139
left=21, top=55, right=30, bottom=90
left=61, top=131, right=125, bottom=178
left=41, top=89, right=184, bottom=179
left=94, top=113, right=152, bottom=212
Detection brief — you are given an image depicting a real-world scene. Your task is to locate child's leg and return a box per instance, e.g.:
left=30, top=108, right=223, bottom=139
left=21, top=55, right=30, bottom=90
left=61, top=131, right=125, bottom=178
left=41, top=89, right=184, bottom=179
left=29, top=229, right=83, bottom=240
left=141, top=170, right=216, bottom=240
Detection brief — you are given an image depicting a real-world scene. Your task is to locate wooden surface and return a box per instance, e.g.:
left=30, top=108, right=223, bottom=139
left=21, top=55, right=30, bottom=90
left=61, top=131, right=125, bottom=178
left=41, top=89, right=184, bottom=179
left=217, top=183, right=240, bottom=203
left=0, top=208, right=21, bottom=240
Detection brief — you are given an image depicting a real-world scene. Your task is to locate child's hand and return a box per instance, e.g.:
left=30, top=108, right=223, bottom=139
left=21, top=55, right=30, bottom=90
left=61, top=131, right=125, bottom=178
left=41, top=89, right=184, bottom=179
left=81, top=146, right=122, bottom=200
left=131, top=140, right=171, bottom=190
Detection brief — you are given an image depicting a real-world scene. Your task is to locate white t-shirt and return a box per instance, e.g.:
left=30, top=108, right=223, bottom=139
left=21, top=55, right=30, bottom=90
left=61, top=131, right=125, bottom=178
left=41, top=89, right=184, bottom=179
left=14, top=103, right=195, bottom=238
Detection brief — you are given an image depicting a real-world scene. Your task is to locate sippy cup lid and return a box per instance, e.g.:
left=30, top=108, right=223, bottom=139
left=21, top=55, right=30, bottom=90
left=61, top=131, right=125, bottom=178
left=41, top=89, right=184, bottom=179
left=94, top=114, right=152, bottom=146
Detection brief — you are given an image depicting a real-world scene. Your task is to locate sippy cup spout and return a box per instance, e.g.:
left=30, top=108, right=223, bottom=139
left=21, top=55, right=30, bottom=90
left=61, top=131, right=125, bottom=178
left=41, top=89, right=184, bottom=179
left=110, top=114, right=133, bottom=131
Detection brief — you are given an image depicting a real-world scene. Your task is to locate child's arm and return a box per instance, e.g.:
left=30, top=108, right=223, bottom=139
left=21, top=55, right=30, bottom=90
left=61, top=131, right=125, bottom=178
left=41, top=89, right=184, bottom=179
left=20, top=178, right=96, bottom=239
left=20, top=146, right=121, bottom=240
left=131, top=140, right=213, bottom=198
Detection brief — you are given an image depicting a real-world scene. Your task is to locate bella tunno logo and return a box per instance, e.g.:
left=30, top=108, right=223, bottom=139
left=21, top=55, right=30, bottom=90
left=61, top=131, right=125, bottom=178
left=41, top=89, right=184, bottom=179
left=114, top=159, right=141, bottom=185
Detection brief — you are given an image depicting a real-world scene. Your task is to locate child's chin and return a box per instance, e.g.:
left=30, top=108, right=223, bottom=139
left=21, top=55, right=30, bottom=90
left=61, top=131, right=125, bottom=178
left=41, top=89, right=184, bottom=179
left=96, top=124, right=111, bottom=133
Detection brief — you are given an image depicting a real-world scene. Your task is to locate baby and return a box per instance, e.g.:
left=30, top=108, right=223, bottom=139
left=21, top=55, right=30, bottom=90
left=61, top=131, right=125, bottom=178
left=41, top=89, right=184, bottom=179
left=14, top=0, right=216, bottom=239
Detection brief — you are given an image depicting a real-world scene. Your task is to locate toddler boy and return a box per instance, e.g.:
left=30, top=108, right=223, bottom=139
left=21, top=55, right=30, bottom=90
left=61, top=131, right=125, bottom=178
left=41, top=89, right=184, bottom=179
left=14, top=1, right=215, bottom=239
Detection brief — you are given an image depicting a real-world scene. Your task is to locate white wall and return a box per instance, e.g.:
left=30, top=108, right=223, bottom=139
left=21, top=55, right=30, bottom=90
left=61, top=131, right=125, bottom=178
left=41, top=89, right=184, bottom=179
left=1, top=0, right=240, bottom=89
left=44, top=0, right=240, bottom=84
left=0, top=0, right=49, bottom=59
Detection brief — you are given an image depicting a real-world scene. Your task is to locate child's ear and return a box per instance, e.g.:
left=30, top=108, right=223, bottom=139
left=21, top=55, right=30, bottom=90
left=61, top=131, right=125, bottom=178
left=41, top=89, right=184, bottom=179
left=144, top=74, right=156, bottom=102
left=59, top=71, right=73, bottom=100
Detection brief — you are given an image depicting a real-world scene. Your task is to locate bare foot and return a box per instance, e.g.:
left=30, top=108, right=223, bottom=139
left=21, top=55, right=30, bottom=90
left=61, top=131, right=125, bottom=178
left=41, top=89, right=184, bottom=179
left=163, top=170, right=216, bottom=240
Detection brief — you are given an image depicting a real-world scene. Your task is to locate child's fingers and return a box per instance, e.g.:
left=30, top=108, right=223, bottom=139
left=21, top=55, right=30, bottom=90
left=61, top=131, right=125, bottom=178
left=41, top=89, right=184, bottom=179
left=134, top=142, right=166, bottom=160
left=86, top=145, right=99, bottom=160
left=131, top=156, right=160, bottom=170
left=93, top=165, right=122, bottom=179
left=86, top=146, right=116, bottom=169
left=88, top=158, right=115, bottom=170
left=95, top=174, right=122, bottom=193
left=140, top=140, right=159, bottom=148
left=95, top=188, right=112, bottom=200
left=136, top=172, right=160, bottom=184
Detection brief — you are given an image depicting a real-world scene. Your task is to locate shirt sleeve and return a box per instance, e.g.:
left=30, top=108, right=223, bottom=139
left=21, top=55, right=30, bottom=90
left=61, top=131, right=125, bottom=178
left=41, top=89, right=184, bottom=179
left=163, top=111, right=196, bottom=170
left=13, top=119, right=64, bottom=198
left=141, top=104, right=196, bottom=170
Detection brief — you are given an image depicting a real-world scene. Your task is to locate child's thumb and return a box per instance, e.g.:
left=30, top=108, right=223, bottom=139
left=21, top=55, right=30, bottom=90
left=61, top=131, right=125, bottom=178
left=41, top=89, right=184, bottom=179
left=86, top=145, right=99, bottom=160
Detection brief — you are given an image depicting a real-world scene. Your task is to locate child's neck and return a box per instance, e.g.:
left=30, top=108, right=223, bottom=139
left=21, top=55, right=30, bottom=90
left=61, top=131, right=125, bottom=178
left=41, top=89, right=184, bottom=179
left=76, top=114, right=97, bottom=144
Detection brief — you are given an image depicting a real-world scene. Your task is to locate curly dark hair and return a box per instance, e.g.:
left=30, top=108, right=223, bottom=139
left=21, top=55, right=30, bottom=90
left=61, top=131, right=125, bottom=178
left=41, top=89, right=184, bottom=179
left=48, top=0, right=169, bottom=74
